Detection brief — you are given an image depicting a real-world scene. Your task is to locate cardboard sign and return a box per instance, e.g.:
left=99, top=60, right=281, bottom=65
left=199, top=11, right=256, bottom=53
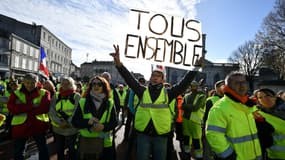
left=124, top=9, right=204, bottom=70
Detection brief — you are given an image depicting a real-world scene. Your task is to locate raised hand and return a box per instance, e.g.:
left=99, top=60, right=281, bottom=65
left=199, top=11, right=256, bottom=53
left=110, top=44, right=122, bottom=66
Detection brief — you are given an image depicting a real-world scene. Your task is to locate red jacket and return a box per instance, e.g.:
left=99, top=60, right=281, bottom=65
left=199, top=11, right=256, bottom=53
left=7, top=87, right=51, bottom=138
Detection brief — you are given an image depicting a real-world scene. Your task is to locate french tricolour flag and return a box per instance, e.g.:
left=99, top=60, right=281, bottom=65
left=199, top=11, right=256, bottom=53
left=39, top=47, right=49, bottom=77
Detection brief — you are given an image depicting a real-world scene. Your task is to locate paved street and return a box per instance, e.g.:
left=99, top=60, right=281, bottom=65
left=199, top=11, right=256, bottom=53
left=0, top=124, right=184, bottom=160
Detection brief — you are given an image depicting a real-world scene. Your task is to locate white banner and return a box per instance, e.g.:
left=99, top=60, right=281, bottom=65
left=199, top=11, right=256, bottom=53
left=123, top=9, right=204, bottom=70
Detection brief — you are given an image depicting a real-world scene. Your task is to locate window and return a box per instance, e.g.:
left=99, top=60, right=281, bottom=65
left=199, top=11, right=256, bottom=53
left=43, top=31, right=46, bottom=40
left=14, top=56, right=19, bottom=68
left=23, top=44, right=27, bottom=54
left=34, top=61, right=38, bottom=71
left=30, top=47, right=33, bottom=57
left=22, top=58, right=26, bottom=69
left=15, top=40, right=21, bottom=52
left=28, top=60, right=33, bottom=70
left=35, top=49, right=39, bottom=59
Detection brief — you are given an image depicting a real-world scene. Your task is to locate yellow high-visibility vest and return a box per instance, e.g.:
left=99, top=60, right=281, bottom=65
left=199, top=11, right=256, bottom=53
left=135, top=87, right=172, bottom=135
left=11, top=89, right=49, bottom=125
left=78, top=98, right=114, bottom=147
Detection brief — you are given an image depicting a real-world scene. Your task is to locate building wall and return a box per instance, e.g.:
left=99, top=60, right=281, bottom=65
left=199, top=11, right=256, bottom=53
left=80, top=60, right=124, bottom=84
left=166, top=61, right=239, bottom=89
left=40, top=26, right=72, bottom=76
left=203, top=63, right=239, bottom=88
left=70, top=62, right=80, bottom=79
left=8, top=34, right=39, bottom=77
left=0, top=14, right=40, bottom=46
left=0, top=14, right=72, bottom=77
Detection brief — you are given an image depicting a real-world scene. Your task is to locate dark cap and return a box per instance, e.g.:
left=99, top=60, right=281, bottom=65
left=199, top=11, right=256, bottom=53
left=138, top=77, right=146, bottom=83
left=215, top=80, right=225, bottom=88
left=191, top=81, right=199, bottom=86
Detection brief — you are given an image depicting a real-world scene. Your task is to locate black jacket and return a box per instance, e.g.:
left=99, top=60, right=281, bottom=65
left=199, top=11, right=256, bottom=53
left=72, top=94, right=118, bottom=132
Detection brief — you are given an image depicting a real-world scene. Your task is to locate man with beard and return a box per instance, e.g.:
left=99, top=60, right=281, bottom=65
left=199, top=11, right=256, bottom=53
left=110, top=44, right=199, bottom=160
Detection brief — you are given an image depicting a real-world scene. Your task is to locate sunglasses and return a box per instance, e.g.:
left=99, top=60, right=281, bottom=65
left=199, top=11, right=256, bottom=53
left=92, top=82, right=103, bottom=87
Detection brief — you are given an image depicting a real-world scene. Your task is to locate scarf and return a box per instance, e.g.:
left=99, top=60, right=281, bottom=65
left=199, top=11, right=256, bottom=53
left=59, top=88, right=75, bottom=97
left=90, top=90, right=106, bottom=110
left=223, top=85, right=255, bottom=107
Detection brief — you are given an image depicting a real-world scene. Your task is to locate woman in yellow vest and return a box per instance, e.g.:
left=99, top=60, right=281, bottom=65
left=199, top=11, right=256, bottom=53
left=7, top=73, right=50, bottom=160
left=72, top=76, right=117, bottom=160
left=254, top=88, right=285, bottom=159
left=49, top=77, right=80, bottom=160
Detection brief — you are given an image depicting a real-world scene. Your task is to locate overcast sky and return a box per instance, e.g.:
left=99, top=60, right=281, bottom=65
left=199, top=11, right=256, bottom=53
left=0, top=0, right=275, bottom=79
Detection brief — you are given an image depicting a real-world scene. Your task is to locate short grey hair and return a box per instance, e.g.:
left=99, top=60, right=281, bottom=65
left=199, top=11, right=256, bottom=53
left=225, top=71, right=246, bottom=86
left=60, top=77, right=76, bottom=90
left=101, top=72, right=111, bottom=81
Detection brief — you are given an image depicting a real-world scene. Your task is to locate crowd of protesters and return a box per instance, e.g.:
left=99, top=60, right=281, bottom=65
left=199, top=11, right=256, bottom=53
left=0, top=44, right=284, bottom=160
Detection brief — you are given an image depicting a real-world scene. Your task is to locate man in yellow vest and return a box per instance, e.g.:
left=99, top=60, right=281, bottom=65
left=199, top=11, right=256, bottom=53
left=7, top=73, right=50, bottom=160
left=182, top=81, right=207, bottom=160
left=110, top=45, right=198, bottom=160
left=206, top=71, right=262, bottom=160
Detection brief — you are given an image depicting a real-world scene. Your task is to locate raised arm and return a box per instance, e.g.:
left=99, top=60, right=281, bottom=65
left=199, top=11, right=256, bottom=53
left=110, top=45, right=145, bottom=97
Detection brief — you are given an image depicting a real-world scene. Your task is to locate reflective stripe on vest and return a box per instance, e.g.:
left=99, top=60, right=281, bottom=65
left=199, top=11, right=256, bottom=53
left=12, top=89, right=49, bottom=125
left=78, top=98, right=114, bottom=147
left=259, top=111, right=285, bottom=159
left=135, top=87, right=171, bottom=135
left=206, top=96, right=262, bottom=159
left=217, top=147, right=234, bottom=158
left=208, top=125, right=260, bottom=143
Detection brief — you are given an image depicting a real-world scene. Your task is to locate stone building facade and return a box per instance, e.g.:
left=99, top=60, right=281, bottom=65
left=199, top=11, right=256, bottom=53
left=166, top=59, right=239, bottom=89
left=0, top=14, right=71, bottom=78
left=80, top=60, right=124, bottom=84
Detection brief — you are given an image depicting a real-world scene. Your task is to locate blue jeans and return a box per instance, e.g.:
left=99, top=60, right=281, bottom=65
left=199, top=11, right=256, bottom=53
left=136, top=133, right=168, bottom=160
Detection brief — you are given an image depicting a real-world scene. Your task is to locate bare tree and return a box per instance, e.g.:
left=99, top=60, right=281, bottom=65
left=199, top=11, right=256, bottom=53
left=256, top=0, right=285, bottom=79
left=228, top=40, right=264, bottom=92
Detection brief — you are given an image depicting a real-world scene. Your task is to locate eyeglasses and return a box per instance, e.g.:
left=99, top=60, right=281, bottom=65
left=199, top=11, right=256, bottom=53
left=92, top=82, right=103, bottom=87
